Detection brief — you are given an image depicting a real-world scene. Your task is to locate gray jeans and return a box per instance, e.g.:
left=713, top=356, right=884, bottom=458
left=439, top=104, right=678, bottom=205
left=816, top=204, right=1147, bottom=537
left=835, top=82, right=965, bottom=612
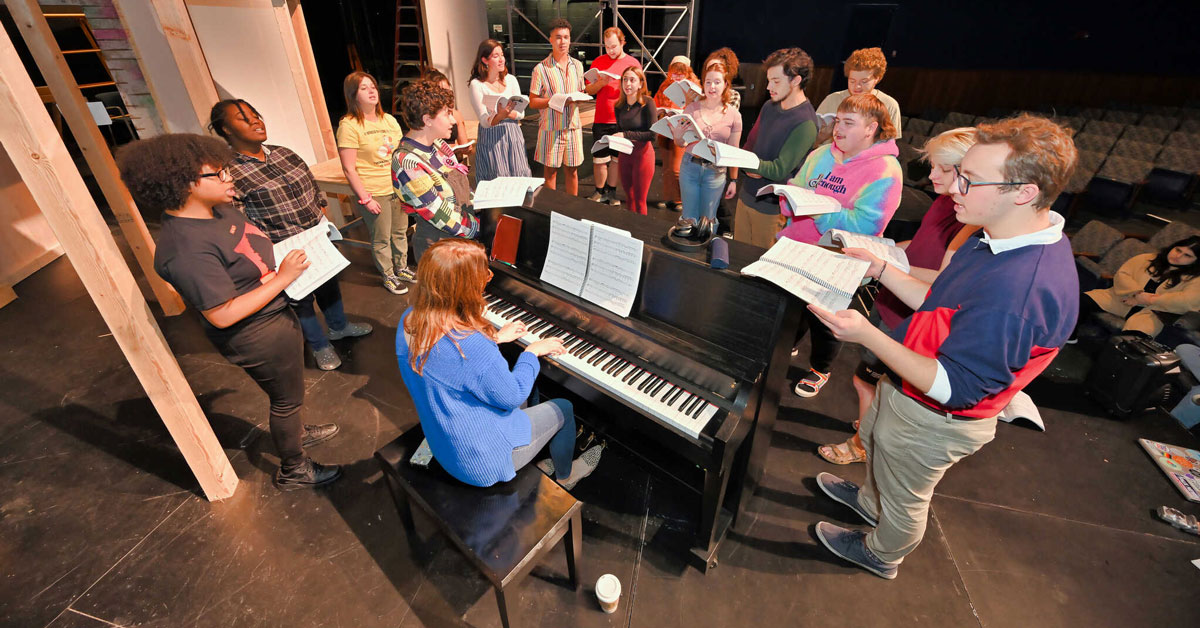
left=510, top=399, right=575, bottom=479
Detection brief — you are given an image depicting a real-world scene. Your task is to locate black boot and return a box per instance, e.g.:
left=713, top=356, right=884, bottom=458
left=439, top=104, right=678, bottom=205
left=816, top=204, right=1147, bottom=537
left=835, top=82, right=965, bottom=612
left=301, top=423, right=340, bottom=448
left=275, top=458, right=343, bottom=491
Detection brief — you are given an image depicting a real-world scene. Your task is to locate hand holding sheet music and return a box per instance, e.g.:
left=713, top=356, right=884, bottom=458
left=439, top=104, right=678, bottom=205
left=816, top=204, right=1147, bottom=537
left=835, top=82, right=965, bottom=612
left=549, top=92, right=591, bottom=112
left=591, top=135, right=634, bottom=155
left=741, top=238, right=870, bottom=312
left=650, top=114, right=705, bottom=145
left=272, top=218, right=350, bottom=300
left=757, top=184, right=842, bottom=217
left=663, top=80, right=702, bottom=107
left=583, top=68, right=620, bottom=83
left=817, top=229, right=911, bottom=273
left=690, top=139, right=760, bottom=169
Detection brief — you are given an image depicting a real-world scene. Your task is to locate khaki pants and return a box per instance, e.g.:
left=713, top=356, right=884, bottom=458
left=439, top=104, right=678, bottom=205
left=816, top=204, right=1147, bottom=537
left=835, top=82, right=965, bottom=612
left=359, top=194, right=409, bottom=277
left=856, top=379, right=997, bottom=563
left=733, top=198, right=781, bottom=250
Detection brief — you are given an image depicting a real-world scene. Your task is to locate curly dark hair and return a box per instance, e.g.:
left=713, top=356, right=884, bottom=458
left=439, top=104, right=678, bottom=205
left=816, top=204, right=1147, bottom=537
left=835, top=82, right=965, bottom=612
left=1147, top=235, right=1200, bottom=288
left=763, top=47, right=814, bottom=90
left=548, top=17, right=571, bottom=35
left=207, top=99, right=263, bottom=141
left=398, top=80, right=455, bottom=130
left=116, top=134, right=233, bottom=217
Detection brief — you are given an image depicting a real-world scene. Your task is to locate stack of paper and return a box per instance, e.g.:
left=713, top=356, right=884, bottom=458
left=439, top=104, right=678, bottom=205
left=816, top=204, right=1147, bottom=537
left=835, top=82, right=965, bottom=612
left=472, top=177, right=545, bottom=210
left=540, top=212, right=643, bottom=318
left=757, top=184, right=843, bottom=217
left=273, top=218, right=350, bottom=300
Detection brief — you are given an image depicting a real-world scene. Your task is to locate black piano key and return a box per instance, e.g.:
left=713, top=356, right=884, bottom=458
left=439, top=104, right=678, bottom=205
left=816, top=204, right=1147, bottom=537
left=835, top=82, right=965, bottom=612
left=496, top=304, right=517, bottom=317
left=518, top=312, right=539, bottom=325
left=563, top=337, right=583, bottom=350
left=588, top=350, right=610, bottom=366
left=602, top=355, right=620, bottom=371
left=638, top=375, right=657, bottom=392
left=691, top=400, right=709, bottom=419
left=678, top=394, right=698, bottom=415
left=667, top=387, right=686, bottom=407
left=550, top=328, right=569, bottom=338
left=579, top=345, right=599, bottom=360
left=569, top=342, right=591, bottom=357
left=622, top=367, right=643, bottom=384
left=651, top=378, right=669, bottom=397
left=529, top=321, right=550, bottom=334
left=685, top=394, right=704, bottom=416
left=611, top=362, right=630, bottom=377
left=605, top=358, right=625, bottom=375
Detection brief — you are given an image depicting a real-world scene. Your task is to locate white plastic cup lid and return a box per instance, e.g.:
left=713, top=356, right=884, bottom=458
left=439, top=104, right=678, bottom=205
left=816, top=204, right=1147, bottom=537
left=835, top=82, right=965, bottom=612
left=595, top=574, right=621, bottom=601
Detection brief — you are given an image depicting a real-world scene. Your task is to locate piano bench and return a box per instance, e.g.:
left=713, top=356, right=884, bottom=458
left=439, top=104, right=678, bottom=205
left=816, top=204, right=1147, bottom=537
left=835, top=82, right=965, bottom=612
left=374, top=424, right=583, bottom=628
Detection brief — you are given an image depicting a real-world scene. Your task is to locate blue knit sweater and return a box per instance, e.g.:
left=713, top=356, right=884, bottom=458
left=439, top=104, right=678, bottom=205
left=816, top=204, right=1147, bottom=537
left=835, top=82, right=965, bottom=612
left=395, top=309, right=537, bottom=486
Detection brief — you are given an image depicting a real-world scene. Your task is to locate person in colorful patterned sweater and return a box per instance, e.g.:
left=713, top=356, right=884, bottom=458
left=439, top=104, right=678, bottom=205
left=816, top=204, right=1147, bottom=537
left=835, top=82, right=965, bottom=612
left=392, top=80, right=479, bottom=263
left=808, top=114, right=1079, bottom=580
left=779, top=93, right=903, bottom=399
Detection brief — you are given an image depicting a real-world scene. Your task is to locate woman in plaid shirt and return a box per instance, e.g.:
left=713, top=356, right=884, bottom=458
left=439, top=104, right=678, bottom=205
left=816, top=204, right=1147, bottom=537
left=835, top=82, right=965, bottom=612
left=211, top=99, right=373, bottom=371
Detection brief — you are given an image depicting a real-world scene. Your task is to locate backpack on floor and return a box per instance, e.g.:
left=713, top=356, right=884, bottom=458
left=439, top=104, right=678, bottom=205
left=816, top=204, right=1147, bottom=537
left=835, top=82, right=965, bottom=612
left=1085, top=334, right=1184, bottom=417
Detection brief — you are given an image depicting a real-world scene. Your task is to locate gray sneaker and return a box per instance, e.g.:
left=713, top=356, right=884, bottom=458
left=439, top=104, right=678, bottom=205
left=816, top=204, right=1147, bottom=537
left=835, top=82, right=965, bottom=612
left=587, top=189, right=606, bottom=202
left=815, top=521, right=898, bottom=579
left=312, top=345, right=342, bottom=371
left=328, top=321, right=373, bottom=341
left=394, top=266, right=418, bottom=283
left=817, top=472, right=879, bottom=527
left=382, top=275, right=408, bottom=295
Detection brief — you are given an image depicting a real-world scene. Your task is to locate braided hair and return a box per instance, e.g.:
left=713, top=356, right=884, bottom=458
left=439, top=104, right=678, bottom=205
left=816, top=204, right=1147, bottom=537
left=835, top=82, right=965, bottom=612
left=207, top=99, right=263, bottom=141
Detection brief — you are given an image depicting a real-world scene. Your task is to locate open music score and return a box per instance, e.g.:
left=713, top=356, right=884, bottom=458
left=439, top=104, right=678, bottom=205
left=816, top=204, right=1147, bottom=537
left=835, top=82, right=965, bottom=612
left=272, top=219, right=350, bottom=300
left=539, top=212, right=643, bottom=317
left=742, top=238, right=869, bottom=312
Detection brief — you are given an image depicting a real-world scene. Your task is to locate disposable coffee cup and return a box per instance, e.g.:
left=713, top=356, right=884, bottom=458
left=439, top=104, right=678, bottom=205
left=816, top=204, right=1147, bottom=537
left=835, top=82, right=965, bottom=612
left=595, top=574, right=621, bottom=614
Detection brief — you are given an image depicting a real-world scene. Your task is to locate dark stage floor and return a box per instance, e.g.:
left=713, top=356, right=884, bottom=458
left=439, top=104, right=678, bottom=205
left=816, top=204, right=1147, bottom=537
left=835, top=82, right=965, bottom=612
left=2, top=204, right=1199, bottom=628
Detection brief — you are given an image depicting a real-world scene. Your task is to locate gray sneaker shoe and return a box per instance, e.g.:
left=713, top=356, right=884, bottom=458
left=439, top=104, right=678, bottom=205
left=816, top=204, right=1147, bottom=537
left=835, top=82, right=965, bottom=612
left=312, top=345, right=342, bottom=371
left=815, top=521, right=898, bottom=579
left=328, top=321, right=373, bottom=341
left=382, top=275, right=408, bottom=295
left=394, top=266, right=418, bottom=283
left=817, top=471, right=879, bottom=527
left=587, top=189, right=606, bottom=202
left=558, top=444, right=603, bottom=490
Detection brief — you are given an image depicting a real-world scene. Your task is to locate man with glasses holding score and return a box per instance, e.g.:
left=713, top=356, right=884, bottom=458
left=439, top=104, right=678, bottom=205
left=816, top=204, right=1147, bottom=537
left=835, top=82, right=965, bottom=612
left=804, top=115, right=1079, bottom=579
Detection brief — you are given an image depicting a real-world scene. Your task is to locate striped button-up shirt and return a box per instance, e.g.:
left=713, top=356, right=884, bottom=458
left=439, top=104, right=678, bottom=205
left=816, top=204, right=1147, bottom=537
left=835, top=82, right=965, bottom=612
left=529, top=54, right=585, bottom=132
left=229, top=145, right=327, bottom=243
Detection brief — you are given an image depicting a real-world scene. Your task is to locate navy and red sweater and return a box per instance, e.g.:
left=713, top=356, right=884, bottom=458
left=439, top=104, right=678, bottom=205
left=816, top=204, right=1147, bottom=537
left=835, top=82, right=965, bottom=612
left=888, top=232, right=1079, bottom=417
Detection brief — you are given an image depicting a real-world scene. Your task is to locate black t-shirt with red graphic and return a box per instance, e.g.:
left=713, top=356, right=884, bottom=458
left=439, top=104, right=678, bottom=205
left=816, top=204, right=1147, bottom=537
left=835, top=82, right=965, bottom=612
left=154, top=205, right=286, bottom=336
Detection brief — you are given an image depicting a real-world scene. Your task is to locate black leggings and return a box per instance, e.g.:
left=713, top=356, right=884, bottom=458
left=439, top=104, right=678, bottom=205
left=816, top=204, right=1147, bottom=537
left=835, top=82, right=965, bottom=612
left=211, top=309, right=306, bottom=468
left=796, top=307, right=842, bottom=373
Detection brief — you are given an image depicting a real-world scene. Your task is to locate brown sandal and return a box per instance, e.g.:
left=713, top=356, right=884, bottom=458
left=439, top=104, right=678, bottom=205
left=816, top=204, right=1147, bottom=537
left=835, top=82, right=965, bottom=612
left=817, top=438, right=866, bottom=465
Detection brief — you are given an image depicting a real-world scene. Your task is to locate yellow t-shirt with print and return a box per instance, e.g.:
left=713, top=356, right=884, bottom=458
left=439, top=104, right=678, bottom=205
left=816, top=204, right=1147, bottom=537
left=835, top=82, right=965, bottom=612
left=336, top=113, right=403, bottom=196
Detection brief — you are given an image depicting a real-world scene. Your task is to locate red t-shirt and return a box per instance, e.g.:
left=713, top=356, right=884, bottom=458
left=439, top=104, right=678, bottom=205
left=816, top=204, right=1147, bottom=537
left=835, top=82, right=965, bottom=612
left=590, top=54, right=642, bottom=124
left=876, top=195, right=968, bottom=328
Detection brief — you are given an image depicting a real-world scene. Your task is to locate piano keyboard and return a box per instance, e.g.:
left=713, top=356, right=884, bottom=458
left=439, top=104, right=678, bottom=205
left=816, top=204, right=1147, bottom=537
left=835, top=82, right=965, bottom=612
left=483, top=294, right=720, bottom=439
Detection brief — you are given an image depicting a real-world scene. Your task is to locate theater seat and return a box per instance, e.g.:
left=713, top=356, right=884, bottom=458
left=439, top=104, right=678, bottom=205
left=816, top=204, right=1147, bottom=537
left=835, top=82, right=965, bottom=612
left=1084, top=156, right=1153, bottom=216
left=1144, top=147, right=1200, bottom=207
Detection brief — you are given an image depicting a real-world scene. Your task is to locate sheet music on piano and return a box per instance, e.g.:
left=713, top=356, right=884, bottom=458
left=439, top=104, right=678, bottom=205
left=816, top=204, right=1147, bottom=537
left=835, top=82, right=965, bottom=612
left=539, top=212, right=644, bottom=317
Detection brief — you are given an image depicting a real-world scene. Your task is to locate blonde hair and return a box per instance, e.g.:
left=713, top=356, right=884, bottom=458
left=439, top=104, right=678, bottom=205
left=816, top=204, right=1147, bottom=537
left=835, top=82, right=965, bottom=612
left=844, top=47, right=887, bottom=80
left=974, top=114, right=1078, bottom=209
left=920, top=127, right=977, bottom=165
left=837, top=93, right=897, bottom=142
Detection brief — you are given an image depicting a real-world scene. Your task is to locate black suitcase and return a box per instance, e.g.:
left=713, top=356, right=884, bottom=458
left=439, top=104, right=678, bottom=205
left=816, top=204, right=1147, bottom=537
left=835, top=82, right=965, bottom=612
left=1086, top=334, right=1183, bottom=417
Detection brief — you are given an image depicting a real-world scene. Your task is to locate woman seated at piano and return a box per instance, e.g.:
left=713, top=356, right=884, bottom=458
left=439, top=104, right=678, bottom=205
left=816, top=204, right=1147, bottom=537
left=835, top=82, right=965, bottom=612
left=392, top=80, right=479, bottom=263
left=395, top=238, right=603, bottom=489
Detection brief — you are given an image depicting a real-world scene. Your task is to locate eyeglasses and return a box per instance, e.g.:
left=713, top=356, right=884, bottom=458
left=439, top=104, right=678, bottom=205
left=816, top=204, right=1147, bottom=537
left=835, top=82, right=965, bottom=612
left=198, top=167, right=232, bottom=183
left=953, top=165, right=1029, bottom=195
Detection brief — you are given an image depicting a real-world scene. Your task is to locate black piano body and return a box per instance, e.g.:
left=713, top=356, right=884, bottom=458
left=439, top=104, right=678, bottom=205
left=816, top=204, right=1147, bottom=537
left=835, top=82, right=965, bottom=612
left=477, top=188, right=799, bottom=571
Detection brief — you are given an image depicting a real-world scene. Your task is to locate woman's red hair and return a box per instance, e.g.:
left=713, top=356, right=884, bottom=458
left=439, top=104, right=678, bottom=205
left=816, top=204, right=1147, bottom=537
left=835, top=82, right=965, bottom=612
left=405, top=238, right=495, bottom=374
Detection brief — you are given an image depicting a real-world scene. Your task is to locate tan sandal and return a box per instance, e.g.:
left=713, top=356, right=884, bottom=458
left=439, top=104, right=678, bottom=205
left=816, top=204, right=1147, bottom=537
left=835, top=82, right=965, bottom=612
left=817, top=438, right=866, bottom=465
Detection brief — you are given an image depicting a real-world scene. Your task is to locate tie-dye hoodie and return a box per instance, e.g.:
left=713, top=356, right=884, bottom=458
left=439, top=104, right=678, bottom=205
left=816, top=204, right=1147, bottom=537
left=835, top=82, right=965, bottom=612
left=776, top=139, right=903, bottom=243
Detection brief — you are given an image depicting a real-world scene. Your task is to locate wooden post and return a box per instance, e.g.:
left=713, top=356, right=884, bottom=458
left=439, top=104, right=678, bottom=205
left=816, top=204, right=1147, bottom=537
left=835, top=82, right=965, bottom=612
left=0, top=24, right=238, bottom=501
left=147, top=0, right=219, bottom=131
left=5, top=0, right=186, bottom=315
left=287, top=0, right=337, bottom=159
left=273, top=0, right=332, bottom=162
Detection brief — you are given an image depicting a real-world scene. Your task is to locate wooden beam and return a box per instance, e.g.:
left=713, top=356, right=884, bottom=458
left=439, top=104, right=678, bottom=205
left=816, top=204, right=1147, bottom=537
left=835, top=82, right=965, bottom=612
left=286, top=0, right=336, bottom=159
left=147, top=0, right=219, bottom=131
left=272, top=0, right=331, bottom=162
left=0, top=24, right=238, bottom=501
left=5, top=0, right=186, bottom=316
left=0, top=284, right=15, bottom=310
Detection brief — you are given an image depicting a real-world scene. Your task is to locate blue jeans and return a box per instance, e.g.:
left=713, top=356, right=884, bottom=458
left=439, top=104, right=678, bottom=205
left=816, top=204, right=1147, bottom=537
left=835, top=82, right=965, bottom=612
left=679, top=157, right=726, bottom=227
left=288, top=277, right=347, bottom=351
left=510, top=399, right=576, bottom=480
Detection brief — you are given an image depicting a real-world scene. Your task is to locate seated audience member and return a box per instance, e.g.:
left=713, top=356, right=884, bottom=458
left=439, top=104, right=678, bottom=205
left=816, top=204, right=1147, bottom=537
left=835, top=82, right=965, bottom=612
left=653, top=56, right=698, bottom=211
left=1073, top=236, right=1200, bottom=342
left=703, top=48, right=741, bottom=111
left=336, top=71, right=412, bottom=294
left=392, top=81, right=479, bottom=263
left=780, top=93, right=903, bottom=399
left=734, top=47, right=819, bottom=249
left=612, top=66, right=658, bottom=215
left=467, top=38, right=532, bottom=181
left=212, top=98, right=373, bottom=372
left=809, top=114, right=1078, bottom=580
left=420, top=68, right=471, bottom=159
left=395, top=239, right=602, bottom=489
left=528, top=18, right=586, bottom=195
left=816, top=47, right=902, bottom=144
left=818, top=127, right=980, bottom=465
left=585, top=27, right=641, bottom=205
left=676, top=61, right=742, bottom=237
left=117, top=134, right=341, bottom=491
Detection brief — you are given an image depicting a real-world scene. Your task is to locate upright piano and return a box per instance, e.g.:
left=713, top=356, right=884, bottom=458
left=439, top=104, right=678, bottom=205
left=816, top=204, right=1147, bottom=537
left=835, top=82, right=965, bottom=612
left=477, top=188, right=800, bottom=571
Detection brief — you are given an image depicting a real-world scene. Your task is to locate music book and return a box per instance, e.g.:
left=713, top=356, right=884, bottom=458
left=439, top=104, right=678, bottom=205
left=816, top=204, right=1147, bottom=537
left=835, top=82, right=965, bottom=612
left=816, top=112, right=836, bottom=129
left=590, top=135, right=635, bottom=155
left=273, top=218, right=351, bottom=300
left=472, top=176, right=545, bottom=209
left=664, top=80, right=702, bottom=107
left=584, top=68, right=621, bottom=83
left=997, top=391, right=1045, bottom=431
left=490, top=214, right=522, bottom=266
left=540, top=212, right=644, bottom=318
left=756, top=184, right=843, bottom=217
left=449, top=140, right=476, bottom=152
left=741, top=238, right=870, bottom=312
left=650, top=113, right=704, bottom=145
left=548, top=92, right=592, bottom=112
left=690, top=139, right=760, bottom=169
left=817, top=229, right=911, bottom=273
left=482, top=94, right=529, bottom=115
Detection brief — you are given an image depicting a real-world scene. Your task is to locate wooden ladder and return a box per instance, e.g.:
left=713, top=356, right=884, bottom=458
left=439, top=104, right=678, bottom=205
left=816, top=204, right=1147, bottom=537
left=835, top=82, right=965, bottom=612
left=391, top=0, right=429, bottom=114
left=41, top=8, right=132, bottom=143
